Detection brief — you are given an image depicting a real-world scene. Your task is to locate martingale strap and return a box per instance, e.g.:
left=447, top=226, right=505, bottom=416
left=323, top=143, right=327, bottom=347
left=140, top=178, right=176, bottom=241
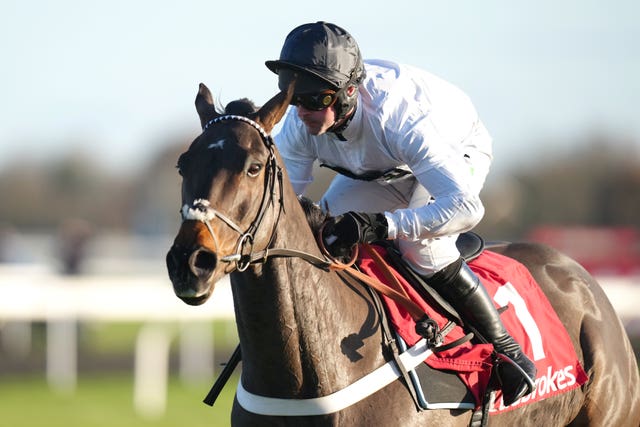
left=203, top=345, right=241, bottom=406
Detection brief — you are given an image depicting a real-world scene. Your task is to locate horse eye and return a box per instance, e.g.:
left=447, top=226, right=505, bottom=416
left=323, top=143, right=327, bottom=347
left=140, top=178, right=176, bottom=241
left=247, top=163, right=262, bottom=177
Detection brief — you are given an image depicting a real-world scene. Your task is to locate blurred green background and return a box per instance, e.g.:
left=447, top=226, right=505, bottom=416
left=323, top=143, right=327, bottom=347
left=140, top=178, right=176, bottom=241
left=0, top=321, right=239, bottom=427
left=2, top=373, right=238, bottom=427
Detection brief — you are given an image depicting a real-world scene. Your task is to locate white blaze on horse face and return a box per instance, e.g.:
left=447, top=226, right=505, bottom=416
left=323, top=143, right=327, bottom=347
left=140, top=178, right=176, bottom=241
left=208, top=139, right=225, bottom=150
left=182, top=199, right=216, bottom=222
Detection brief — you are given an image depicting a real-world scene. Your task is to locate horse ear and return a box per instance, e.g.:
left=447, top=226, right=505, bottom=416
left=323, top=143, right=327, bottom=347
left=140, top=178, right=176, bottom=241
left=196, top=83, right=219, bottom=129
left=252, top=81, right=294, bottom=133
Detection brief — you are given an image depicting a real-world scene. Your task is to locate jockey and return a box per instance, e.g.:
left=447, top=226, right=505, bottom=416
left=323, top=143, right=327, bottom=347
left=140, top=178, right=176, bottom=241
left=266, top=21, right=536, bottom=406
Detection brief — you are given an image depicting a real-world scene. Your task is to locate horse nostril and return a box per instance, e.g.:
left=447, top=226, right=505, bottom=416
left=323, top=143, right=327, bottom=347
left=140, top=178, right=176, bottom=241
left=194, top=250, right=216, bottom=269
left=188, top=248, right=217, bottom=278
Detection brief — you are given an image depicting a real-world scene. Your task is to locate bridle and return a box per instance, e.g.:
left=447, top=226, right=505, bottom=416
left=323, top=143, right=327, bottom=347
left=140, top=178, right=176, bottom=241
left=179, top=114, right=426, bottom=321
left=181, top=114, right=285, bottom=272
left=181, top=114, right=348, bottom=272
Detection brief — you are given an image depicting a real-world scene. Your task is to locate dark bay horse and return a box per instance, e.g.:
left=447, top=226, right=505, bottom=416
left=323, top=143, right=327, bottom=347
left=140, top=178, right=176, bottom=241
left=166, top=83, right=640, bottom=426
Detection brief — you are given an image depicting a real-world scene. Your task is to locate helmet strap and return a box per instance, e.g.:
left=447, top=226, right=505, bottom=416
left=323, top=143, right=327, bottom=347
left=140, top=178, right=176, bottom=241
left=329, top=102, right=357, bottom=140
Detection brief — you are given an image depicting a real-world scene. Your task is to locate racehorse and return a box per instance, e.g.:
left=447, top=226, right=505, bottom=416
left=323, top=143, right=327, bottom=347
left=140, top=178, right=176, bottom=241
left=166, top=83, right=640, bottom=426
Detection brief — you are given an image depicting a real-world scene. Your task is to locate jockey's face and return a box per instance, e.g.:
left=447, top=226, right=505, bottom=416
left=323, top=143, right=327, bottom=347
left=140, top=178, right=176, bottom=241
left=296, top=104, right=337, bottom=136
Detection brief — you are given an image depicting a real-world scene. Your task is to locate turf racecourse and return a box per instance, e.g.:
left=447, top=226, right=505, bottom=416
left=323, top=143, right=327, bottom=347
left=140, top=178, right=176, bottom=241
left=0, top=374, right=237, bottom=427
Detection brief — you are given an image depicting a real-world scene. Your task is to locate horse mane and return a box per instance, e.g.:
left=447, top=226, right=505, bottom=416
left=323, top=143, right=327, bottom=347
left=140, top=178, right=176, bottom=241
left=298, top=196, right=329, bottom=237
left=224, top=98, right=259, bottom=116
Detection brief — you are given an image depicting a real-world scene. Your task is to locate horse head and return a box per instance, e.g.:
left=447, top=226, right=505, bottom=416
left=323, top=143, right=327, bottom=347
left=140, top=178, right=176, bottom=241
left=166, top=83, right=292, bottom=305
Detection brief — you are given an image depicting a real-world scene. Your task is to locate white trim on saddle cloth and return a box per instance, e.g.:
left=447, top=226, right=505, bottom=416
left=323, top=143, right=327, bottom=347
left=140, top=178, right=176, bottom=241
left=236, top=338, right=475, bottom=416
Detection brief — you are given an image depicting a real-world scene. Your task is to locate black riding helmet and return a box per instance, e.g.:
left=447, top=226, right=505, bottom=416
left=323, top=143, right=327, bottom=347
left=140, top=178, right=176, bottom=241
left=266, top=22, right=366, bottom=123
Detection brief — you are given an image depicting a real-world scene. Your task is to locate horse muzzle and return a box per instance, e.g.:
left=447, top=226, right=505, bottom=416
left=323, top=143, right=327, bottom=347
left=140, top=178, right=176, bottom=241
left=166, top=244, right=218, bottom=305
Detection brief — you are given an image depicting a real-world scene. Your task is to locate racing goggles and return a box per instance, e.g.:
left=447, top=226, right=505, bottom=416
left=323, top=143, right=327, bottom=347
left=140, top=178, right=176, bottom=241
left=292, top=89, right=339, bottom=111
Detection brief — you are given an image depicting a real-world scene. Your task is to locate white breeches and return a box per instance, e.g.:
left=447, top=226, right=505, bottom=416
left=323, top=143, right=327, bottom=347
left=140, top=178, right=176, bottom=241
left=319, top=175, right=462, bottom=276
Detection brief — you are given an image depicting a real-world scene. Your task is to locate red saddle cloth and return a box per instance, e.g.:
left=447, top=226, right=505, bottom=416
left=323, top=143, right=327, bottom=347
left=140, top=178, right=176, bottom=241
left=357, top=245, right=589, bottom=412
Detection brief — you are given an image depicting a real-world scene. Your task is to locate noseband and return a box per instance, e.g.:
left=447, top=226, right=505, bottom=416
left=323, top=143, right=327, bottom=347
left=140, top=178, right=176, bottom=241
left=181, top=115, right=284, bottom=271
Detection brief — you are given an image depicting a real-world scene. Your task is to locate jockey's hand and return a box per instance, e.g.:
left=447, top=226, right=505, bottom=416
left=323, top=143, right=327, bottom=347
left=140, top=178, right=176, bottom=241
left=321, top=212, right=388, bottom=258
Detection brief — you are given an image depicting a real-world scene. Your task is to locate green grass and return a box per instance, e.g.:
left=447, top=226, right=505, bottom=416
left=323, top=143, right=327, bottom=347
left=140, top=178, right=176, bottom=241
left=1, top=319, right=240, bottom=426
left=0, top=374, right=237, bottom=427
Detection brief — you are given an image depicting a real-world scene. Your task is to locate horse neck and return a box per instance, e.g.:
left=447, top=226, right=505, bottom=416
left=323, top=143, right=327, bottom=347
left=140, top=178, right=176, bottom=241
left=231, top=196, right=379, bottom=398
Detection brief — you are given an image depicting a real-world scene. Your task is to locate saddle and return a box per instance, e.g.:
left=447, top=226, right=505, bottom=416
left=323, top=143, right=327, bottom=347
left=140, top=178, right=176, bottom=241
left=357, top=234, right=588, bottom=421
left=456, top=231, right=486, bottom=262
left=383, top=231, right=485, bottom=327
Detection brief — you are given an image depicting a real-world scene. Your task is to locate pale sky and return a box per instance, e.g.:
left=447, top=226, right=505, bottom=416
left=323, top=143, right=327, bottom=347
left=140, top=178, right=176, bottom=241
left=2, top=0, right=639, bottom=176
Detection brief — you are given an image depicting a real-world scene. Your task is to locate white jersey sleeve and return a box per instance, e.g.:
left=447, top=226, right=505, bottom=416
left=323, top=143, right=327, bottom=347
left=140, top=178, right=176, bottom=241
left=380, top=84, right=488, bottom=241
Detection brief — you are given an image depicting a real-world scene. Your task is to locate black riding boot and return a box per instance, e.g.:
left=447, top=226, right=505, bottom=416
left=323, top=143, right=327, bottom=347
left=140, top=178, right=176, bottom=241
left=426, top=258, right=537, bottom=406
